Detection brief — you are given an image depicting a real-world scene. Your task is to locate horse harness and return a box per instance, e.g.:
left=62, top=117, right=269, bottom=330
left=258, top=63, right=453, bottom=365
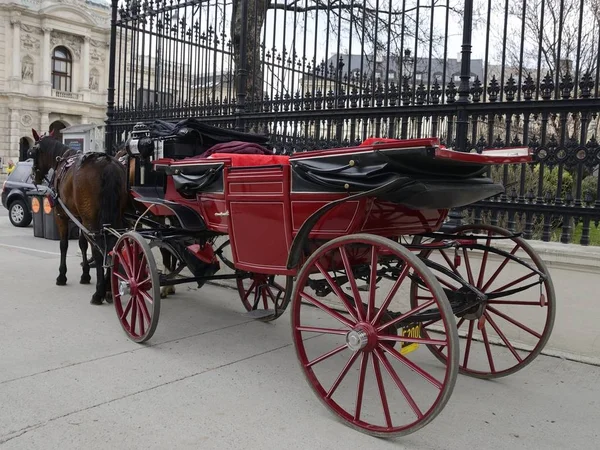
left=45, top=152, right=110, bottom=238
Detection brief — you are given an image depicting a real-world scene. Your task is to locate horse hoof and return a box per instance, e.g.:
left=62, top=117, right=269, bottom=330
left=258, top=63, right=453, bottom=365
left=80, top=276, right=91, bottom=285
left=90, top=294, right=103, bottom=305
left=56, top=277, right=67, bottom=286
left=104, top=294, right=114, bottom=304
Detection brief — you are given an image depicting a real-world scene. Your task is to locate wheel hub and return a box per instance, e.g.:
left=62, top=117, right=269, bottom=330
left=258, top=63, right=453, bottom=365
left=346, top=329, right=369, bottom=351
left=118, top=280, right=131, bottom=297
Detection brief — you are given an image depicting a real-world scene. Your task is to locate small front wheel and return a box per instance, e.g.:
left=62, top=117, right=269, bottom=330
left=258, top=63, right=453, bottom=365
left=111, top=231, right=161, bottom=343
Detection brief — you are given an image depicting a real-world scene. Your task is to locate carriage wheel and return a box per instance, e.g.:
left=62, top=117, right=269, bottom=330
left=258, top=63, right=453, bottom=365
left=237, top=273, right=293, bottom=321
left=111, top=231, right=161, bottom=343
left=410, top=224, right=555, bottom=379
left=292, top=234, right=458, bottom=437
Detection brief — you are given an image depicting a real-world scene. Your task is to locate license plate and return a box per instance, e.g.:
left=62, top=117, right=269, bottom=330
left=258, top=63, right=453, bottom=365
left=399, top=323, right=422, bottom=355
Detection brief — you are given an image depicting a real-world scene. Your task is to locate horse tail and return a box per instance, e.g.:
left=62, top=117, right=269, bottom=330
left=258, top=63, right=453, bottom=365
left=99, top=161, right=125, bottom=230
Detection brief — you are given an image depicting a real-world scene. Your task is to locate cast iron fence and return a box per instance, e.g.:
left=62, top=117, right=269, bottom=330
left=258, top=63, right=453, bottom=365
left=106, top=0, right=600, bottom=244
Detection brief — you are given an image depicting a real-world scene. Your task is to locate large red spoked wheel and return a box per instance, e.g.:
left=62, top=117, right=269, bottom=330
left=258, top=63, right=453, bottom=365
left=111, top=231, right=161, bottom=343
left=237, top=274, right=293, bottom=321
left=410, top=224, right=556, bottom=379
left=291, top=234, right=459, bottom=437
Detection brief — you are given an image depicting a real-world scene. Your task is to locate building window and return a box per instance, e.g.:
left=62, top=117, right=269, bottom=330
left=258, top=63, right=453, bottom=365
left=52, top=46, right=72, bottom=92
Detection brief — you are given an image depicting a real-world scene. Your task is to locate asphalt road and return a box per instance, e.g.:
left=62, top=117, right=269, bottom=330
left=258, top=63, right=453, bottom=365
left=0, top=208, right=599, bottom=449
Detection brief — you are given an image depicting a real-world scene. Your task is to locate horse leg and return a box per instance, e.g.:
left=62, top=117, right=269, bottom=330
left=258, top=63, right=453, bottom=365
left=160, top=248, right=176, bottom=298
left=103, top=267, right=113, bottom=304
left=90, top=245, right=106, bottom=305
left=55, top=215, right=70, bottom=286
left=79, top=232, right=91, bottom=284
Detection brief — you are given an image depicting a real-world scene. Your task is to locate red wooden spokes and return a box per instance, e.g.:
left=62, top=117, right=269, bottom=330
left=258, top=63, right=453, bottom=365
left=111, top=232, right=161, bottom=343
left=410, top=224, right=555, bottom=379
left=237, top=273, right=293, bottom=321
left=291, top=234, right=458, bottom=437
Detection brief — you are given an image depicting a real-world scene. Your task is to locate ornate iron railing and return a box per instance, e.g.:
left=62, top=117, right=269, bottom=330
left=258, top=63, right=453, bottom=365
left=106, top=0, right=600, bottom=244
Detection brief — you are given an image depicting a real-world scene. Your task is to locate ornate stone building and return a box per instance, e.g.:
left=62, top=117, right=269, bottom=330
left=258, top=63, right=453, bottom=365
left=0, top=0, right=111, bottom=167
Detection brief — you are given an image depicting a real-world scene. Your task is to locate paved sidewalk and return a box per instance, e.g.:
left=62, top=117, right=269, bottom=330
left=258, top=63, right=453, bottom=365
left=0, top=209, right=598, bottom=450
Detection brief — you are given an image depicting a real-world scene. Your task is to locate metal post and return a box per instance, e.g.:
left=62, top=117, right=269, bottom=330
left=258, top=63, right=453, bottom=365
left=445, top=0, right=473, bottom=230
left=105, top=0, right=119, bottom=155
left=235, top=0, right=249, bottom=131
left=455, top=0, right=473, bottom=152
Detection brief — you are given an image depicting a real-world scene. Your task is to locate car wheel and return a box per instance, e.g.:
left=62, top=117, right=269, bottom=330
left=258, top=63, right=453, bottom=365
left=9, top=200, right=32, bottom=227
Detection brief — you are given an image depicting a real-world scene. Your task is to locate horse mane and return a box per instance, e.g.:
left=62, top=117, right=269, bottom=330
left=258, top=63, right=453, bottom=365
left=40, top=136, right=76, bottom=161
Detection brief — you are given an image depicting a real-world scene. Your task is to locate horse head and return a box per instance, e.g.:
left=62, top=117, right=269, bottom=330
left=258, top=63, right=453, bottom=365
left=28, top=128, right=57, bottom=185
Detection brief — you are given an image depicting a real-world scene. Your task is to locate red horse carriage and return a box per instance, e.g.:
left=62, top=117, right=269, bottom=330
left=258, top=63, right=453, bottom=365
left=110, top=121, right=554, bottom=437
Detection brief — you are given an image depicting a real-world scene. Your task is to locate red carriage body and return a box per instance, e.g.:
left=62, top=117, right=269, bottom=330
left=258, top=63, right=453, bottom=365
left=146, top=137, right=530, bottom=276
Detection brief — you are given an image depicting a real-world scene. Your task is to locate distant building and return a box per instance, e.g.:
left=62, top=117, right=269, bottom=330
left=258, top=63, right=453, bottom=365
left=0, top=0, right=111, bottom=168
left=323, top=52, right=484, bottom=86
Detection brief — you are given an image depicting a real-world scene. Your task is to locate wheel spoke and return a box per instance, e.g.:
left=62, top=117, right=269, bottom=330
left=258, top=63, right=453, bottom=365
left=476, top=232, right=493, bottom=288
left=121, top=242, right=134, bottom=279
left=340, top=246, right=365, bottom=322
left=354, top=352, right=369, bottom=422
left=136, top=294, right=152, bottom=324
left=462, top=320, right=475, bottom=367
left=489, top=272, right=537, bottom=294
left=481, top=243, right=520, bottom=291
left=484, top=312, right=523, bottom=363
left=261, top=287, right=269, bottom=309
left=296, top=326, right=348, bottom=335
left=371, top=264, right=409, bottom=326
left=130, top=241, right=137, bottom=283
left=315, top=261, right=359, bottom=322
left=137, top=296, right=146, bottom=336
left=243, top=280, right=257, bottom=302
left=307, top=344, right=348, bottom=368
left=377, top=300, right=435, bottom=332
left=367, top=246, right=379, bottom=322
left=130, top=296, right=138, bottom=336
left=299, top=291, right=355, bottom=328
left=376, top=349, right=423, bottom=419
left=140, top=290, right=154, bottom=305
left=462, top=248, right=475, bottom=285
left=371, top=353, right=393, bottom=428
left=486, top=300, right=542, bottom=306
left=380, top=344, right=442, bottom=390
left=486, top=306, right=542, bottom=339
left=481, top=325, right=496, bottom=373
left=120, top=296, right=133, bottom=321
left=439, top=249, right=460, bottom=276
left=113, top=271, right=128, bottom=283
left=326, top=351, right=360, bottom=399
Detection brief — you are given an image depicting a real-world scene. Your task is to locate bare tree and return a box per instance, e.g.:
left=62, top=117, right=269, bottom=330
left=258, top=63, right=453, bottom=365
left=230, top=0, right=465, bottom=101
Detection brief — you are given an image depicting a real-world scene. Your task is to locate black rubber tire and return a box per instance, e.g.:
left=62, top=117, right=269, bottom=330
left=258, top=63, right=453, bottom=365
left=9, top=199, right=32, bottom=227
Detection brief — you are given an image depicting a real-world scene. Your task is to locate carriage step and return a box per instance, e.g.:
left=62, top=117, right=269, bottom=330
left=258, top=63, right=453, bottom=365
left=242, top=309, right=276, bottom=319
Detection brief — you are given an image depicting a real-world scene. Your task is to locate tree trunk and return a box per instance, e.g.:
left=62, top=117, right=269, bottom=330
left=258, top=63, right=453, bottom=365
left=231, top=0, right=268, bottom=110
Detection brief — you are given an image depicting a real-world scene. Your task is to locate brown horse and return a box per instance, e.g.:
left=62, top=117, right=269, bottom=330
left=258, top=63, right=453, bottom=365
left=28, top=129, right=129, bottom=305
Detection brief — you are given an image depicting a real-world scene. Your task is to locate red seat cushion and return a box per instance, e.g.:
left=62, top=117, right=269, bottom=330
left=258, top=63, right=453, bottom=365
left=210, top=152, right=290, bottom=167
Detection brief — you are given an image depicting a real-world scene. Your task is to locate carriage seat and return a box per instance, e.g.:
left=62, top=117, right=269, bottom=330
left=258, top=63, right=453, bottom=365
left=156, top=152, right=291, bottom=198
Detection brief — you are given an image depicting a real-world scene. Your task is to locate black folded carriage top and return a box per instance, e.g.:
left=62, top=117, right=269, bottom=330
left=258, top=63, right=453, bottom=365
left=290, top=145, right=505, bottom=209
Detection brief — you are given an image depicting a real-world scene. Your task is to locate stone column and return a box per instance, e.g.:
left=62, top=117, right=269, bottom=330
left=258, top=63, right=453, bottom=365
left=41, top=26, right=52, bottom=97
left=9, top=108, right=21, bottom=161
left=39, top=109, right=50, bottom=135
left=81, top=36, right=91, bottom=101
left=10, top=15, right=21, bottom=81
